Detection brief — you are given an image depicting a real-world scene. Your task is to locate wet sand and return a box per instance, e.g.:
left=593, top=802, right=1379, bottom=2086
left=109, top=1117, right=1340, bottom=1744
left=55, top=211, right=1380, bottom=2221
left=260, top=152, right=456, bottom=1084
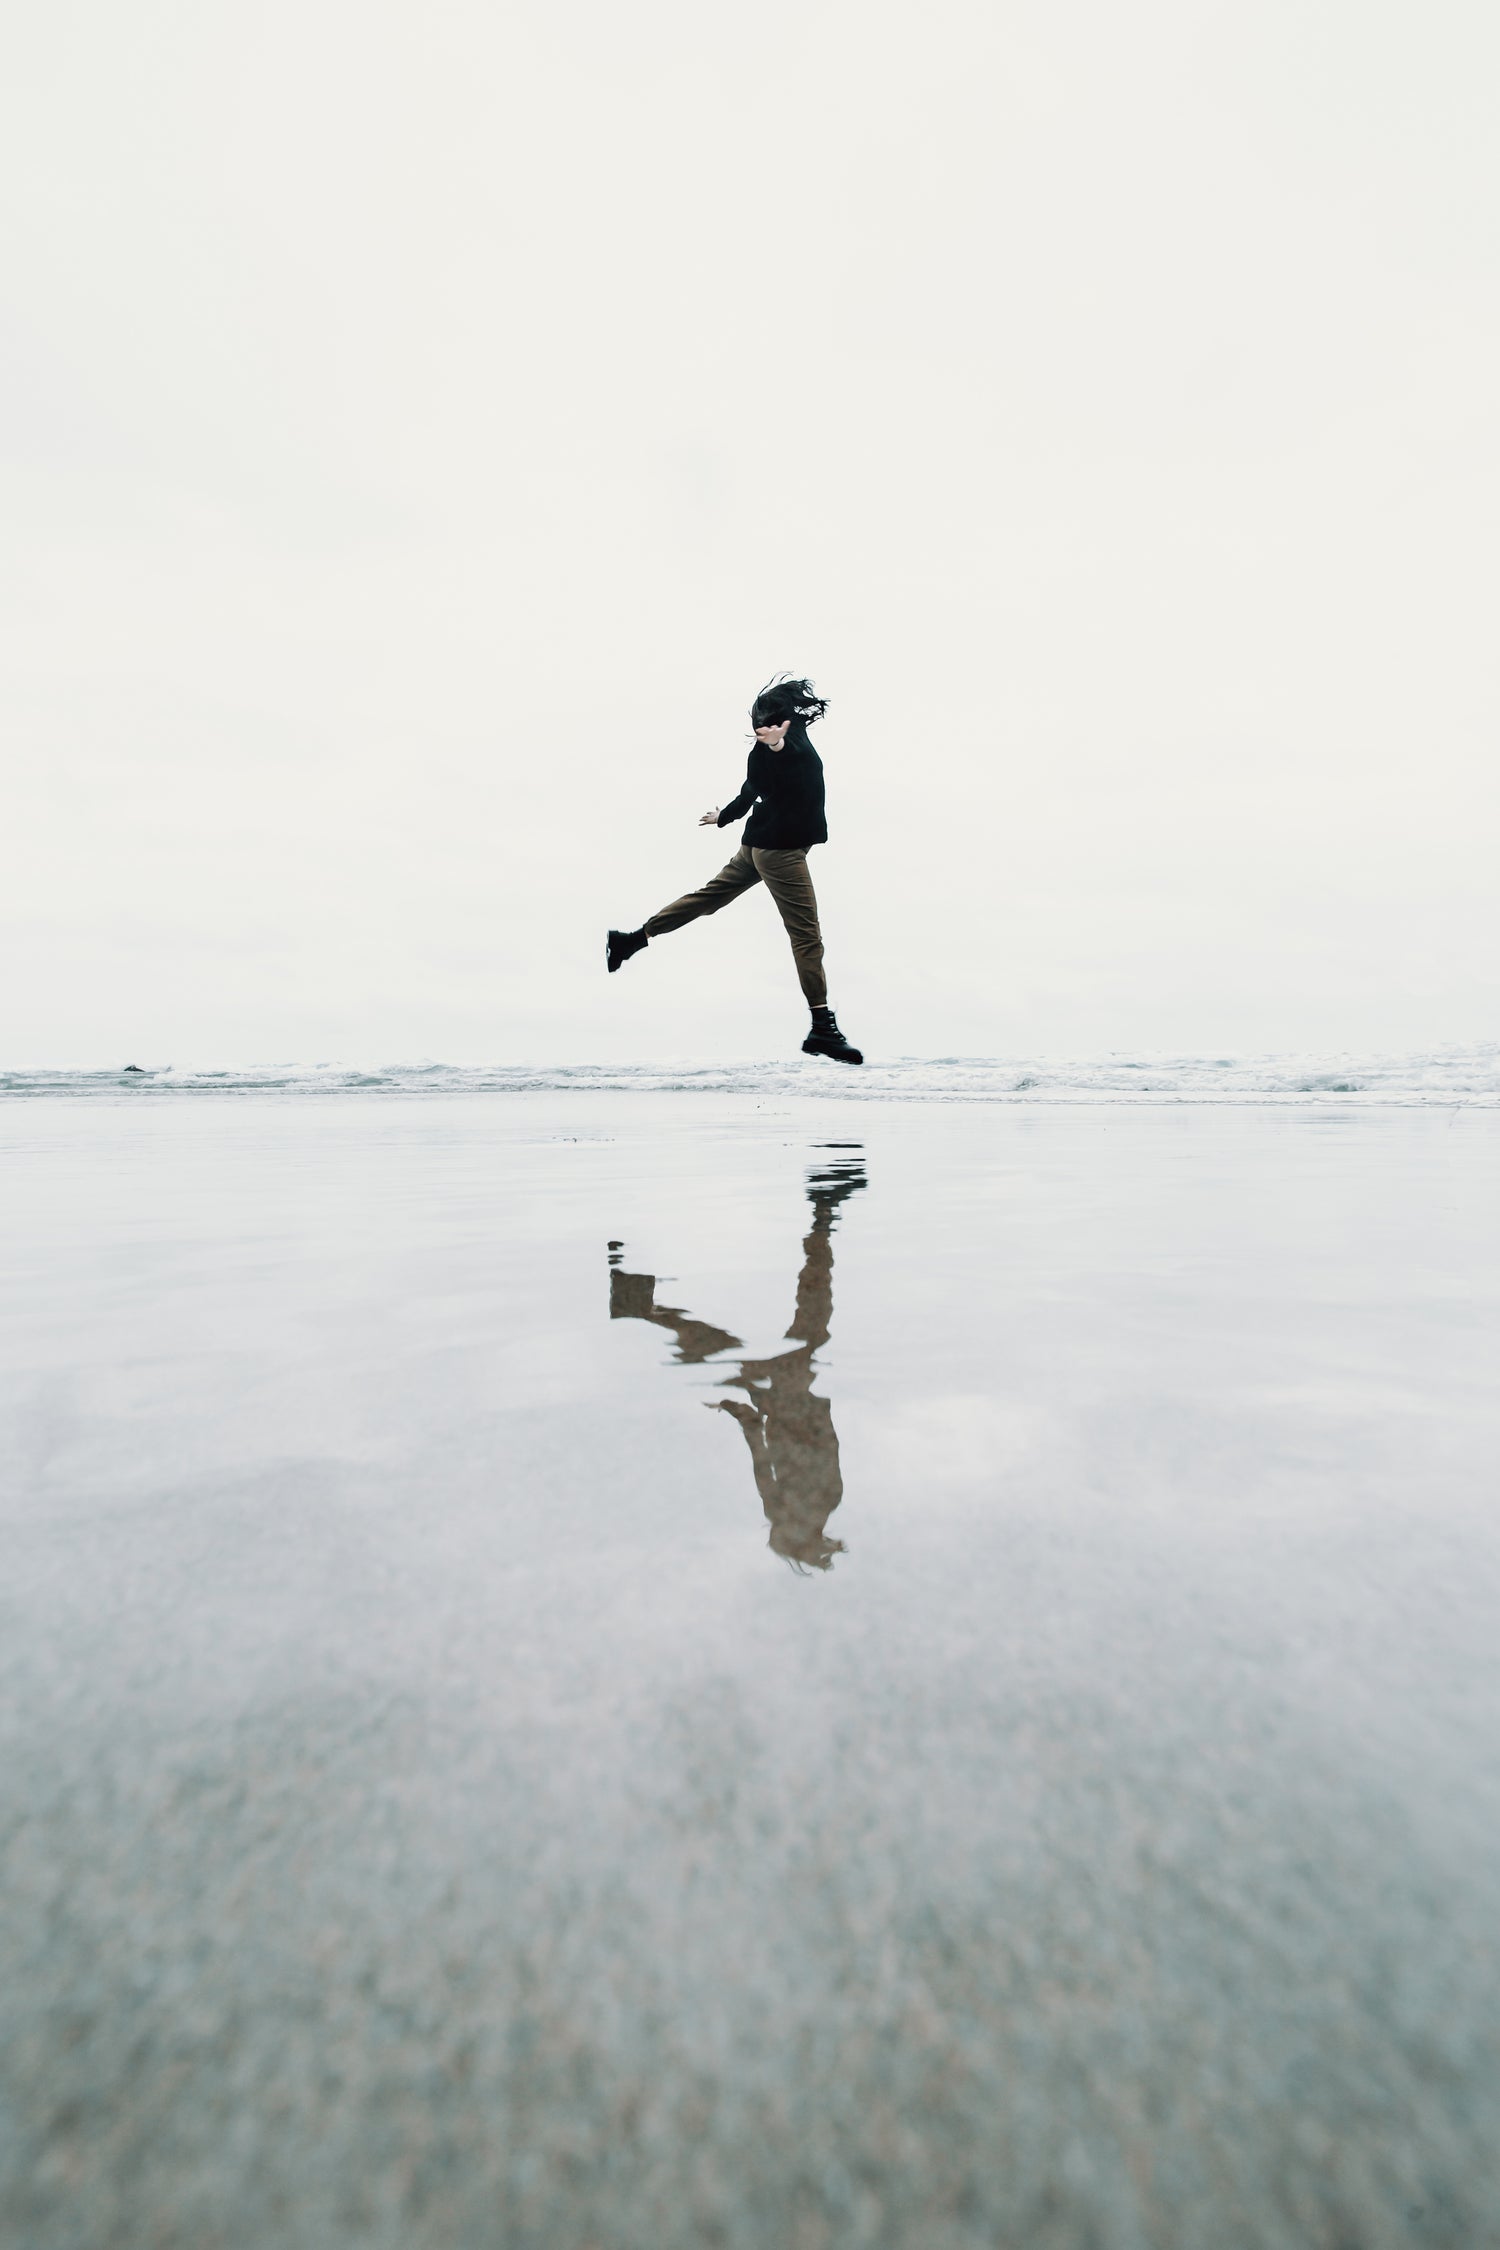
left=4, top=1093, right=1499, bottom=2249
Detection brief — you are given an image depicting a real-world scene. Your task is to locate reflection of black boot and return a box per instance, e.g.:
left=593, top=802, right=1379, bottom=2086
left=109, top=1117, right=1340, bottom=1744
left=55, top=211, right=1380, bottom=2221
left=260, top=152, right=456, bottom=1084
left=607, top=928, right=648, bottom=973
left=803, top=1008, right=863, bottom=1065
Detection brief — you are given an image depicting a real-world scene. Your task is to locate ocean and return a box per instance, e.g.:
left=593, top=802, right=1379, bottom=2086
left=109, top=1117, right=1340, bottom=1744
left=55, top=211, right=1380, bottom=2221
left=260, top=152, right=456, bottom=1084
left=4, top=1040, right=1498, bottom=1103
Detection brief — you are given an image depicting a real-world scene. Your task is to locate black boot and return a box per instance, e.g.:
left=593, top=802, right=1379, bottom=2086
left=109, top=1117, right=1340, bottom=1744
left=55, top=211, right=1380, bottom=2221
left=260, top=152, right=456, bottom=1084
left=607, top=928, right=648, bottom=974
left=802, top=1007, right=863, bottom=1065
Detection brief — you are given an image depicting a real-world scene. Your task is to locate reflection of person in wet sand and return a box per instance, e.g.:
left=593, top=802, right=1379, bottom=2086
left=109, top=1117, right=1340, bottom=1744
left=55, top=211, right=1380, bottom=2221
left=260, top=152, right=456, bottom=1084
left=608, top=1151, right=865, bottom=1571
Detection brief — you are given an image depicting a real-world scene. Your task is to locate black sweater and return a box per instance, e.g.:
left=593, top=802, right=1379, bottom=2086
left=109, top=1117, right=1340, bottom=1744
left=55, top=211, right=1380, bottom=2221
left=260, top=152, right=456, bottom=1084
left=717, top=741, right=827, bottom=849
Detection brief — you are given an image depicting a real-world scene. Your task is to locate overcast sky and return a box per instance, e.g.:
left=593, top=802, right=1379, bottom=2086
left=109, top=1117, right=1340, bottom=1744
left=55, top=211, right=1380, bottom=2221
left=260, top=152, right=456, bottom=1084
left=4, top=0, right=1496, bottom=1064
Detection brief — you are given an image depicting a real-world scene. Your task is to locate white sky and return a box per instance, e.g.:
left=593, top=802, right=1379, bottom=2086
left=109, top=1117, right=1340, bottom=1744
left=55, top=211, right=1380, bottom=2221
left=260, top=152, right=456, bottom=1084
left=4, top=0, right=1497, bottom=1064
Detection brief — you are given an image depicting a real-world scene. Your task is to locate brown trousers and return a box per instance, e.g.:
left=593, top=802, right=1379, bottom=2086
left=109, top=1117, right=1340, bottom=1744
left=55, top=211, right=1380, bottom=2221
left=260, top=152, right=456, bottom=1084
left=644, top=845, right=828, bottom=1008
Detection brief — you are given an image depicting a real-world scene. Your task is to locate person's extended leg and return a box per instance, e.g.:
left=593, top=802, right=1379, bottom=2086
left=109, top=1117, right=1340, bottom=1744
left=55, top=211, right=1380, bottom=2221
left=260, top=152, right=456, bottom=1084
left=752, top=847, right=864, bottom=1064
left=607, top=847, right=761, bottom=971
left=644, top=847, right=760, bottom=937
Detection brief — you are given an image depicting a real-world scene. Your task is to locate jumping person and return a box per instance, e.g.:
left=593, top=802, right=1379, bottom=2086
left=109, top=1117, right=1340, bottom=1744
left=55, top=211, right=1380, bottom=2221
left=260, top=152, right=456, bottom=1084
left=606, top=677, right=863, bottom=1064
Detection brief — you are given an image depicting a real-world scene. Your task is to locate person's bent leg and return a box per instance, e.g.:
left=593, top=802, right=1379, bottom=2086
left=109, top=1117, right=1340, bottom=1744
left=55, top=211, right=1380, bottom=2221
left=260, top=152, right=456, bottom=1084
left=643, top=847, right=761, bottom=938
left=751, top=848, right=827, bottom=1007
left=755, top=847, right=863, bottom=1063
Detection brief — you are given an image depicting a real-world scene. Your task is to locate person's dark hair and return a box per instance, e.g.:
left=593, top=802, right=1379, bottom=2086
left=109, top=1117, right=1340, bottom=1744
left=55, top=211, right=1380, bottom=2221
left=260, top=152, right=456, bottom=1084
left=750, top=675, right=828, bottom=746
left=769, top=1519, right=846, bottom=1574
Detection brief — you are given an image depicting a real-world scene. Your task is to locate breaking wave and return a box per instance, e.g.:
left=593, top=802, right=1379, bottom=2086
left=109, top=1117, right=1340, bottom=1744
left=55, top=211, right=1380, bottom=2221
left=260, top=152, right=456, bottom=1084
left=3, top=1047, right=1498, bottom=1105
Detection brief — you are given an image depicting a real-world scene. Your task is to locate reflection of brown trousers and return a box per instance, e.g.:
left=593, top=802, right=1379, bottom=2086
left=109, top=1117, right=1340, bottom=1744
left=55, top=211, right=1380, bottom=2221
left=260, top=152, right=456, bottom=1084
left=644, top=845, right=827, bottom=1008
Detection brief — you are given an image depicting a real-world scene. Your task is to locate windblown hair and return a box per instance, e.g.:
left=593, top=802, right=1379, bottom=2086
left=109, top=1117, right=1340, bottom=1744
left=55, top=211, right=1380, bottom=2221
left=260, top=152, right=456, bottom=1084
left=750, top=675, right=828, bottom=739
left=770, top=1522, right=847, bottom=1574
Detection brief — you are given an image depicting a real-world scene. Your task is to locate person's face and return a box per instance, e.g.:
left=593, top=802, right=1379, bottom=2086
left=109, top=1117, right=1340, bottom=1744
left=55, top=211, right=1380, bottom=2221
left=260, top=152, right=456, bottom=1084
left=753, top=719, right=791, bottom=749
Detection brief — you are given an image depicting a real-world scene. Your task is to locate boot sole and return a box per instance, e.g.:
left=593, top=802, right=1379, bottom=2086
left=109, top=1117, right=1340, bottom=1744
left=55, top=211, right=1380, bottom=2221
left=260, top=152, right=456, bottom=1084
left=802, top=1040, right=864, bottom=1066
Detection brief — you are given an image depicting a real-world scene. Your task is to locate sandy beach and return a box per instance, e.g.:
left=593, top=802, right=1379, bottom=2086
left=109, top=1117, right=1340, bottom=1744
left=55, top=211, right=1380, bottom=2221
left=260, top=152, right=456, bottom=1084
left=4, top=1090, right=1499, bottom=2248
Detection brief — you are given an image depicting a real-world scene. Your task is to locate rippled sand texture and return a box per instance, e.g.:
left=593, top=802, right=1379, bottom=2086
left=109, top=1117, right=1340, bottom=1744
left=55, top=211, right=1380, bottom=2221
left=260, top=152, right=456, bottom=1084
left=4, top=1095, right=1499, bottom=2250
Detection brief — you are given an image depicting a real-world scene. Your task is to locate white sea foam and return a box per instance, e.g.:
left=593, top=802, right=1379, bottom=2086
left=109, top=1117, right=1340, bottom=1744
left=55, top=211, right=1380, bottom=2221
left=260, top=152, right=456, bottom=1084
left=3, top=1046, right=1498, bottom=1104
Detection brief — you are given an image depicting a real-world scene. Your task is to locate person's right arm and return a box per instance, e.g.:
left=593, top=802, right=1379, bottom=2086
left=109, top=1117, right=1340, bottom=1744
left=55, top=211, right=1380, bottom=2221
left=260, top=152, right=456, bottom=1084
left=700, top=753, right=758, bottom=828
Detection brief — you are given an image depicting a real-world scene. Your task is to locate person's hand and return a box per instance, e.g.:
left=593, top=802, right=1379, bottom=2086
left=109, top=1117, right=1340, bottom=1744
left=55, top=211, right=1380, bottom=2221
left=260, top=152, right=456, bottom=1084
left=699, top=807, right=720, bottom=826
